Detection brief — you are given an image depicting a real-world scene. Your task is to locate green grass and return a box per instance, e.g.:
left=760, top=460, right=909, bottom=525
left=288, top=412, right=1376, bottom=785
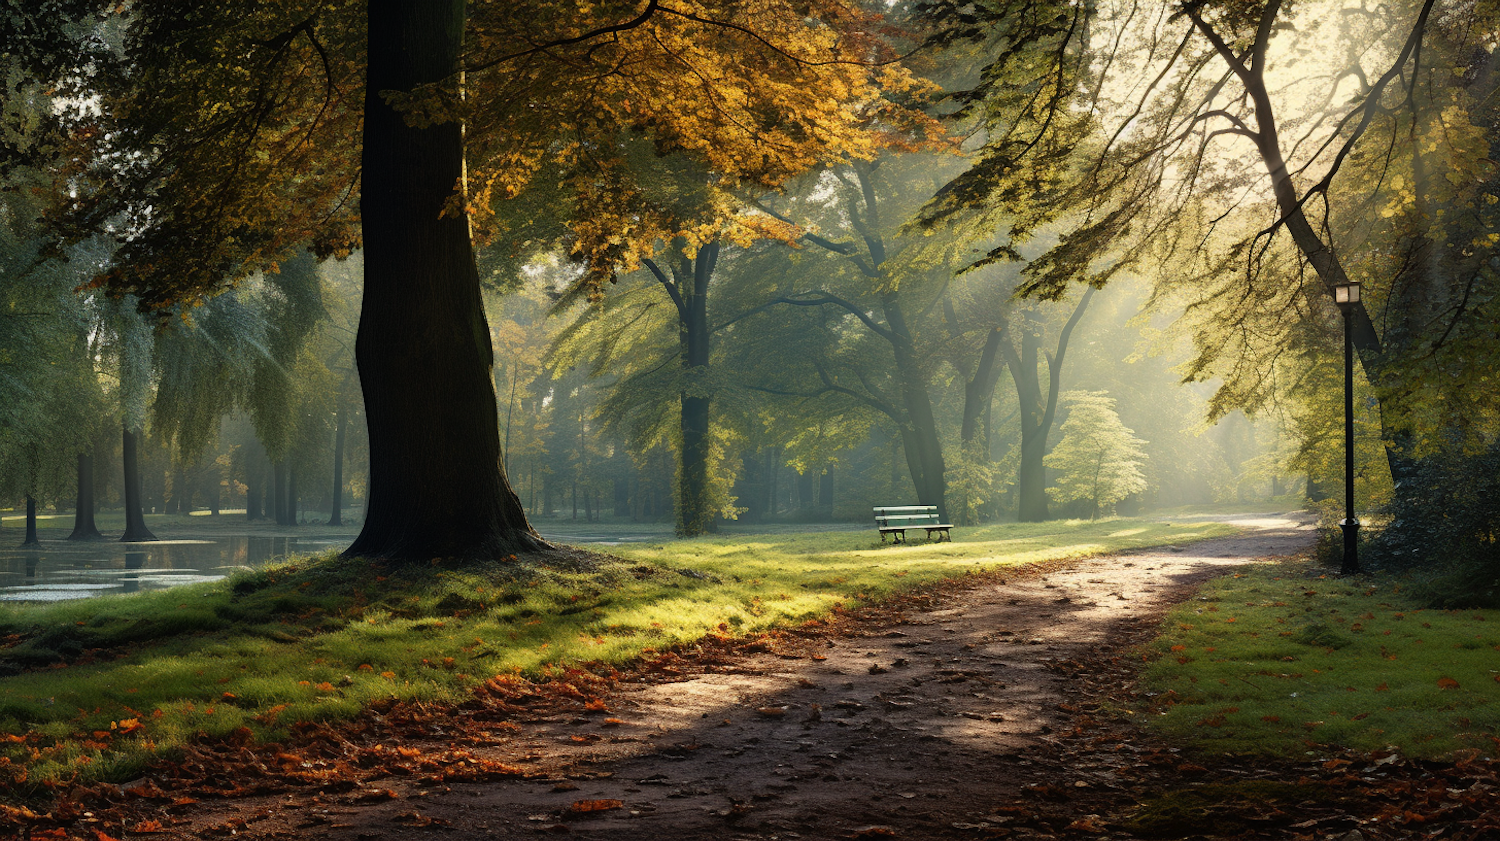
left=0, top=517, right=1234, bottom=788
left=1138, top=559, right=1500, bottom=759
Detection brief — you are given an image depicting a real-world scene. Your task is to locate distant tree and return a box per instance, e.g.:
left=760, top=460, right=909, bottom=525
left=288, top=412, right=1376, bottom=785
left=1044, top=390, right=1147, bottom=520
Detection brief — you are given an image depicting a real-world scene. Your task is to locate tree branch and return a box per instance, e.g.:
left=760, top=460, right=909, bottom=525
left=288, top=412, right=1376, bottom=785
left=642, top=257, right=685, bottom=320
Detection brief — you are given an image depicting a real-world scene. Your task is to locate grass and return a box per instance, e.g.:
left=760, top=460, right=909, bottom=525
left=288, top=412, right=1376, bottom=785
left=1137, top=558, right=1500, bottom=759
left=0, top=517, right=1234, bottom=788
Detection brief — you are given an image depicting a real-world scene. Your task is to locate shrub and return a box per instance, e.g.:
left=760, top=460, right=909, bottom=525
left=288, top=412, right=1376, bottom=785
left=1368, top=442, right=1500, bottom=607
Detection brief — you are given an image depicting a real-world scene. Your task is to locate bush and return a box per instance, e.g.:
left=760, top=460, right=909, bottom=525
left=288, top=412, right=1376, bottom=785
left=1367, top=442, right=1500, bottom=607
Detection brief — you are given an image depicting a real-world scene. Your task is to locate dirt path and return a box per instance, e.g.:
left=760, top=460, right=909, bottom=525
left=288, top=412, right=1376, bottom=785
left=150, top=515, right=1327, bottom=840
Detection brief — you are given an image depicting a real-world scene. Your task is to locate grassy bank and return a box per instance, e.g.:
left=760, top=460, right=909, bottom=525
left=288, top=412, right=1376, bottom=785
left=1139, top=559, right=1500, bottom=759
left=0, top=518, right=1232, bottom=788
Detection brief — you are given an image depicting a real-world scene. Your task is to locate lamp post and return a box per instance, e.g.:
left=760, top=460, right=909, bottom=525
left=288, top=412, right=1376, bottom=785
left=1333, top=281, right=1361, bottom=574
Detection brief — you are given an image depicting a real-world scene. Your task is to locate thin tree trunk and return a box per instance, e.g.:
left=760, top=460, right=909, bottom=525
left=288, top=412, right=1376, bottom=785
left=68, top=452, right=105, bottom=541
left=767, top=448, right=781, bottom=519
left=121, top=425, right=158, bottom=541
left=330, top=404, right=347, bottom=526
left=272, top=461, right=288, bottom=526
left=246, top=474, right=261, bottom=522
left=818, top=465, right=834, bottom=517
left=174, top=465, right=191, bottom=515
left=288, top=468, right=300, bottom=525
left=346, top=0, right=544, bottom=561
left=21, top=495, right=39, bottom=546
left=207, top=469, right=220, bottom=516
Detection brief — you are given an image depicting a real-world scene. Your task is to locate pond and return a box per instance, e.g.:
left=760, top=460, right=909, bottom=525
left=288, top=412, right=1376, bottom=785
left=0, top=521, right=865, bottom=603
left=0, top=536, right=353, bottom=602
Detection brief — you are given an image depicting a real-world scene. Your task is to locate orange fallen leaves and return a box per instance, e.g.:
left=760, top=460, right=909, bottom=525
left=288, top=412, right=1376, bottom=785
left=569, top=799, right=624, bottom=813
left=1438, top=677, right=1461, bottom=690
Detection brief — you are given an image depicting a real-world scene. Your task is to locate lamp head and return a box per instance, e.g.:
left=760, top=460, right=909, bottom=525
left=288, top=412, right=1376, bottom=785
left=1334, top=282, right=1361, bottom=306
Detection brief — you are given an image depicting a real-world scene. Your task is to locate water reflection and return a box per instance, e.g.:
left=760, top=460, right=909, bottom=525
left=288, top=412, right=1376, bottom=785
left=122, top=551, right=146, bottom=594
left=0, top=535, right=351, bottom=603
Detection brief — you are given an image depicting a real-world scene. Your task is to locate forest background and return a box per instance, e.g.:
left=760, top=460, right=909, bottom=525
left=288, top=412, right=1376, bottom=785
left=0, top=0, right=1494, bottom=593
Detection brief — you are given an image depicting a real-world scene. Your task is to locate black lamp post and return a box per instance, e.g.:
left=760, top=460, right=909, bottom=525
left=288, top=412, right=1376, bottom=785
left=1334, top=280, right=1361, bottom=574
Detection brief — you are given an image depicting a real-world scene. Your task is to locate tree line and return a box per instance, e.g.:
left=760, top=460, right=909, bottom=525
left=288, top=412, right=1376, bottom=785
left=1, top=0, right=1494, bottom=574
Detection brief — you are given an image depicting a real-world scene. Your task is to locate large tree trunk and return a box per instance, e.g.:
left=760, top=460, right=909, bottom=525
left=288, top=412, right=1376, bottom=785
left=330, top=403, right=347, bottom=526
left=961, top=327, right=1007, bottom=445
left=655, top=241, right=720, bottom=537
left=347, top=0, right=544, bottom=561
left=68, top=452, right=105, bottom=541
left=21, top=495, right=39, bottom=546
left=121, top=425, right=158, bottom=542
left=882, top=292, right=948, bottom=520
left=1004, top=290, right=1094, bottom=522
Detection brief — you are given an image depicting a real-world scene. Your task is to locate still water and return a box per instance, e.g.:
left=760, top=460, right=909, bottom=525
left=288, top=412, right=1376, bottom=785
left=0, top=536, right=351, bottom=603
left=0, top=522, right=859, bottom=603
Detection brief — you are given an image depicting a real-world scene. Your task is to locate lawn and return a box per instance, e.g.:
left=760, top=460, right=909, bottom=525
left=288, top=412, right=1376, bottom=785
left=0, top=517, right=1232, bottom=788
left=1138, top=559, right=1500, bottom=759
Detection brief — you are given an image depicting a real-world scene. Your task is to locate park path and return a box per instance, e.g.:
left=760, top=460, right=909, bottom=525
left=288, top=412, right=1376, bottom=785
left=175, top=513, right=1321, bottom=840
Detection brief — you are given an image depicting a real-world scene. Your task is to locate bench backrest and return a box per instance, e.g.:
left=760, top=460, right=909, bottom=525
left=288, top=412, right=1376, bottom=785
left=873, top=505, right=941, bottom=528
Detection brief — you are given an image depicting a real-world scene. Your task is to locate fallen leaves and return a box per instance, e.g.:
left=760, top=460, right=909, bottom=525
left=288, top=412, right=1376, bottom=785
left=568, top=798, right=624, bottom=813
left=393, top=810, right=449, bottom=827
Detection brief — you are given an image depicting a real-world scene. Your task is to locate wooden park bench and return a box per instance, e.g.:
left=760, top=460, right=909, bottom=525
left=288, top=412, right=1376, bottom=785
left=873, top=505, right=953, bottom=544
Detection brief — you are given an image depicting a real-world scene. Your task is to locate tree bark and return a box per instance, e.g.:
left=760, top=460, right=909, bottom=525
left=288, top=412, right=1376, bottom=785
left=121, top=425, right=158, bottom=541
left=68, top=452, right=105, bottom=541
left=330, top=402, right=347, bottom=525
left=347, top=0, right=544, bottom=560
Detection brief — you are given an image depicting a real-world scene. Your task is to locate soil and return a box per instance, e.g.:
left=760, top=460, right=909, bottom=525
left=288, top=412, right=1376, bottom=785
left=44, top=513, right=1498, bottom=840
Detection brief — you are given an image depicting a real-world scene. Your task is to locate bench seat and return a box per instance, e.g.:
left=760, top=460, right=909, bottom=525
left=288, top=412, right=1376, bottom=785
left=873, top=505, right=953, bottom=543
